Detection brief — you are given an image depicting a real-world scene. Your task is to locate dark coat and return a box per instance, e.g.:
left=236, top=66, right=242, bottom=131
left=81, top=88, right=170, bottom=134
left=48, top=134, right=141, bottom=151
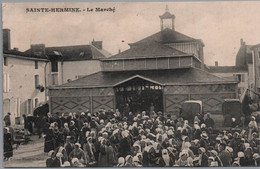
left=44, top=129, right=55, bottom=153
left=4, top=133, right=13, bottom=158
left=46, top=157, right=61, bottom=167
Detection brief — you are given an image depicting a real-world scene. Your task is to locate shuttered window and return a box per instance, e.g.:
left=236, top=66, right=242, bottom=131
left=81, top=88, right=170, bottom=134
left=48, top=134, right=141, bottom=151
left=35, top=75, right=39, bottom=88
left=3, top=73, right=10, bottom=92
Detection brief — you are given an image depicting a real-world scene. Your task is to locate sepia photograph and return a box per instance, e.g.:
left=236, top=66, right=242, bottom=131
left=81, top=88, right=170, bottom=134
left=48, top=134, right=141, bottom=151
left=2, top=1, right=260, bottom=167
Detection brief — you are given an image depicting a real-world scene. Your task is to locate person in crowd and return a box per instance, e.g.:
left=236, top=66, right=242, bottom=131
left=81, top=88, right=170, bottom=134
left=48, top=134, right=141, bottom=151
left=175, top=151, right=193, bottom=166
left=69, top=143, right=87, bottom=165
left=4, top=112, right=11, bottom=127
left=4, top=127, right=13, bottom=160
left=204, top=113, right=215, bottom=128
left=218, top=143, right=232, bottom=167
left=44, top=123, right=55, bottom=153
left=253, top=153, right=260, bottom=166
left=98, top=139, right=117, bottom=167
left=46, top=150, right=61, bottom=167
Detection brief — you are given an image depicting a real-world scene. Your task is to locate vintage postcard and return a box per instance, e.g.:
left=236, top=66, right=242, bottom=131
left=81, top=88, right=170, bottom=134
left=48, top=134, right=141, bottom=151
left=2, top=1, right=260, bottom=168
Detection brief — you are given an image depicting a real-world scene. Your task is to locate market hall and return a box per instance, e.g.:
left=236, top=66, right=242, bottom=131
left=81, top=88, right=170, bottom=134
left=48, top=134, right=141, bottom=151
left=48, top=9, right=237, bottom=126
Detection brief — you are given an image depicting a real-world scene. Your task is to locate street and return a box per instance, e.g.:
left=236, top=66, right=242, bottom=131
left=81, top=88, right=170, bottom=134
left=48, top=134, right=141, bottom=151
left=4, top=135, right=47, bottom=168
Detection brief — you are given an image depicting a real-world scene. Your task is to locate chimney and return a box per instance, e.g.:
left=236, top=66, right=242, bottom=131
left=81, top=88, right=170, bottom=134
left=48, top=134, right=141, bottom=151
left=3, top=29, right=11, bottom=50
left=91, top=40, right=103, bottom=50
left=13, top=47, right=19, bottom=51
left=118, top=49, right=121, bottom=54
left=215, top=61, right=218, bottom=67
left=240, top=38, right=246, bottom=46
left=30, top=44, right=46, bottom=56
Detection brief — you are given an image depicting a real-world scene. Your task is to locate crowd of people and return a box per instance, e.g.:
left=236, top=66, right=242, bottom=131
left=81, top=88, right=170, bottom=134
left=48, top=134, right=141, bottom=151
left=37, top=108, right=260, bottom=167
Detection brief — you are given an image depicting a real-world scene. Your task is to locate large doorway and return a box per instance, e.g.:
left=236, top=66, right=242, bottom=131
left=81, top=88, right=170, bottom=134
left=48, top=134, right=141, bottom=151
left=114, top=77, right=163, bottom=116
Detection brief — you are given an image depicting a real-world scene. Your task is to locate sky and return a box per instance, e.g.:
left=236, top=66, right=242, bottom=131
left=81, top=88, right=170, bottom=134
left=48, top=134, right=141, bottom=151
left=2, top=1, right=260, bottom=66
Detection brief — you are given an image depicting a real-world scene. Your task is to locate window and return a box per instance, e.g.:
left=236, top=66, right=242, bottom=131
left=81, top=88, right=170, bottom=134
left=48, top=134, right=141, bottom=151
left=35, top=61, right=38, bottom=69
left=35, top=75, right=39, bottom=88
left=51, top=61, right=58, bottom=72
left=235, top=74, right=245, bottom=82
left=34, top=98, right=38, bottom=108
left=4, top=57, right=8, bottom=66
left=241, top=74, right=245, bottom=82
left=236, top=74, right=242, bottom=82
left=258, top=51, right=260, bottom=59
left=27, top=99, right=33, bottom=114
left=16, top=98, right=21, bottom=117
left=259, top=67, right=260, bottom=77
left=3, top=73, right=10, bottom=92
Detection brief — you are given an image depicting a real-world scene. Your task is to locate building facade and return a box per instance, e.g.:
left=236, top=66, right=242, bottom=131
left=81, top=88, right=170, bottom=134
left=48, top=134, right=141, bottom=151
left=3, top=29, right=49, bottom=125
left=2, top=29, right=110, bottom=125
left=209, top=65, right=248, bottom=98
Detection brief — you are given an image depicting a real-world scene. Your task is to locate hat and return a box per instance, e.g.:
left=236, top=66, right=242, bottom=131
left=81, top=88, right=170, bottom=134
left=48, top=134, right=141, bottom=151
left=118, top=157, right=125, bottom=167
left=71, top=158, right=79, bottom=164
left=133, top=156, right=139, bottom=162
left=56, top=152, right=63, bottom=158
left=226, top=146, right=233, bottom=153
left=184, top=142, right=191, bottom=148
left=237, top=152, right=245, bottom=158
left=199, top=147, right=206, bottom=153
left=62, top=161, right=71, bottom=167
left=179, top=151, right=188, bottom=158
left=201, top=123, right=206, bottom=128
left=81, top=112, right=85, bottom=115
left=177, top=127, right=182, bottom=131
left=48, top=150, right=55, bottom=157
left=253, top=153, right=260, bottom=159
left=210, top=150, right=218, bottom=156
left=244, top=143, right=250, bottom=149
left=75, top=143, right=81, bottom=148
left=208, top=156, right=215, bottom=161
left=201, top=132, right=208, bottom=139
left=100, top=119, right=104, bottom=124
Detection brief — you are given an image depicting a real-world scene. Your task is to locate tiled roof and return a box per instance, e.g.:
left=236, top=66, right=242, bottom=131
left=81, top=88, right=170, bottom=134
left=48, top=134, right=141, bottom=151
left=209, top=66, right=248, bottom=73
left=25, top=44, right=111, bottom=61
left=108, top=41, right=186, bottom=59
left=52, top=67, right=237, bottom=89
left=251, top=43, right=260, bottom=49
left=3, top=49, right=48, bottom=60
left=133, top=28, right=200, bottom=44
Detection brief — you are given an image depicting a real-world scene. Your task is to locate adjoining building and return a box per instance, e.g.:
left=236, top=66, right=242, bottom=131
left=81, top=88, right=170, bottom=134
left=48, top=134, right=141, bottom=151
left=210, top=39, right=260, bottom=100
left=209, top=64, right=248, bottom=98
left=48, top=8, right=238, bottom=125
left=3, top=29, right=110, bottom=125
left=3, top=29, right=49, bottom=125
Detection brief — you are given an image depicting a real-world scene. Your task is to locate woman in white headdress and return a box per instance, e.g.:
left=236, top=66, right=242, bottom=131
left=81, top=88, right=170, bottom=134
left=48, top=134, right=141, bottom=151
left=133, top=156, right=143, bottom=167
left=158, top=149, right=174, bottom=167
left=124, top=155, right=133, bottom=167
left=116, top=157, right=125, bottom=167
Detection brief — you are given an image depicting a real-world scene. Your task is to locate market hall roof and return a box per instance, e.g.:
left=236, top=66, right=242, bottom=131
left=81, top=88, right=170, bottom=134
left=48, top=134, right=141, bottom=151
left=50, top=67, right=238, bottom=89
left=105, top=41, right=186, bottom=60
left=131, top=28, right=203, bottom=45
left=106, top=28, right=203, bottom=60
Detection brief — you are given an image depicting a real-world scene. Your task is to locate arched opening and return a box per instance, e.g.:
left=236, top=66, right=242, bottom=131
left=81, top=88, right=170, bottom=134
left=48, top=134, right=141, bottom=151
left=114, top=76, right=163, bottom=116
